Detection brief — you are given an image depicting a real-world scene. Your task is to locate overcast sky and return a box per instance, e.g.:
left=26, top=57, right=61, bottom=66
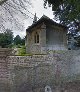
left=31, top=0, right=54, bottom=19
left=13, top=0, right=54, bottom=38
left=0, top=0, right=55, bottom=38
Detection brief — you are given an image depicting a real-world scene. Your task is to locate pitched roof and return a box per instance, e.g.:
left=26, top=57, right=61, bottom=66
left=26, top=15, right=67, bottom=32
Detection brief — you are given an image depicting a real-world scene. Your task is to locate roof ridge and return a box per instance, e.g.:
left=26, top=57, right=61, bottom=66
left=26, top=15, right=67, bottom=32
left=38, top=15, right=52, bottom=21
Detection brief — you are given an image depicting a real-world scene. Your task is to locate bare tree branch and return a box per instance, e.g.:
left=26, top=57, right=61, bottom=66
left=0, top=0, right=8, bottom=5
left=0, top=0, right=35, bottom=32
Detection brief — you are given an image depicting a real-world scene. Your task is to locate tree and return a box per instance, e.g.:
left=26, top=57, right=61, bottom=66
left=14, top=35, right=22, bottom=45
left=21, top=37, right=25, bottom=45
left=44, top=0, right=80, bottom=30
left=0, top=0, right=7, bottom=5
left=0, top=0, right=34, bottom=32
left=44, top=0, right=80, bottom=47
left=0, top=29, right=13, bottom=48
left=14, top=35, right=25, bottom=46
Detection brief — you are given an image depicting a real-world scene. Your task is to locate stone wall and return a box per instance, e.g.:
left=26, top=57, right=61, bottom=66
left=0, top=48, right=12, bottom=92
left=26, top=23, right=47, bottom=54
left=0, top=49, right=80, bottom=92
left=26, top=22, right=67, bottom=54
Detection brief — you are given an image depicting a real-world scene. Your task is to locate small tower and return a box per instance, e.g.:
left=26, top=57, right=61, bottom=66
left=33, top=13, right=37, bottom=23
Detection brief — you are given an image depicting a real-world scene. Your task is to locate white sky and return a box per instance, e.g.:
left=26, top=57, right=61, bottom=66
left=13, top=0, right=54, bottom=38
left=31, top=0, right=54, bottom=19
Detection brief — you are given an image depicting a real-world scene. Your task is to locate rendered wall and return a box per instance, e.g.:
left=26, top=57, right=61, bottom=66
left=46, top=25, right=67, bottom=50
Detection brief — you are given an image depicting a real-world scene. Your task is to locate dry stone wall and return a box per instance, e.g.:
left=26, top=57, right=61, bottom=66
left=0, top=49, right=80, bottom=92
left=0, top=49, right=12, bottom=92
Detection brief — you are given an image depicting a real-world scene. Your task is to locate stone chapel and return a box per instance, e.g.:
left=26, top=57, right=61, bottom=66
left=26, top=14, right=67, bottom=54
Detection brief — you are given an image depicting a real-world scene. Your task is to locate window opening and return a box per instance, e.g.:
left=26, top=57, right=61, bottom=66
left=34, top=32, right=39, bottom=43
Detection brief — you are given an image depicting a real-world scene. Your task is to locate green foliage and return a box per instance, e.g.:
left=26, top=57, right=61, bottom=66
left=15, top=45, right=33, bottom=56
left=44, top=0, right=80, bottom=47
left=0, top=29, right=13, bottom=48
left=14, top=35, right=22, bottom=45
left=44, top=0, right=80, bottom=26
left=14, top=35, right=25, bottom=45
left=21, top=37, right=25, bottom=45
left=18, top=46, right=26, bottom=55
left=17, top=44, right=21, bottom=48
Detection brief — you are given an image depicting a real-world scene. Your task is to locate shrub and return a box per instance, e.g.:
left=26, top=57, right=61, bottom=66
left=18, top=46, right=26, bottom=55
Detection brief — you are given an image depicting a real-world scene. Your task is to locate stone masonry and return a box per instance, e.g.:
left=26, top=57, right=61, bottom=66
left=26, top=15, right=67, bottom=54
left=0, top=49, right=80, bottom=92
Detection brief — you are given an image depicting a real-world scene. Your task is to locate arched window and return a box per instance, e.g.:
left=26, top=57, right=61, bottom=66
left=34, top=32, right=39, bottom=43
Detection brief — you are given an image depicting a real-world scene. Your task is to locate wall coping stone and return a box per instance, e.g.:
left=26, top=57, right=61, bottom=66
left=0, top=48, right=13, bottom=57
